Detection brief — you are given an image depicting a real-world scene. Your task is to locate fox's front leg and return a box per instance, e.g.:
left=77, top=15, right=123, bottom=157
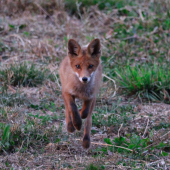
left=63, top=92, right=82, bottom=131
left=79, top=100, right=93, bottom=119
left=82, top=97, right=96, bottom=149
left=63, top=95, right=75, bottom=132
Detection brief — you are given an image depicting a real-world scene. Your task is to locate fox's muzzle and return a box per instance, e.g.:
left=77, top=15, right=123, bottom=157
left=82, top=77, right=88, bottom=82
left=75, top=71, right=95, bottom=84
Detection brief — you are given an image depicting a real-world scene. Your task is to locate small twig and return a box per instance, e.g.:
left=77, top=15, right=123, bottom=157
left=142, top=119, right=149, bottom=138
left=122, top=36, right=138, bottom=41
left=160, top=131, right=170, bottom=139
left=7, top=85, right=16, bottom=93
left=50, top=70, right=61, bottom=90
left=75, top=139, right=133, bottom=152
left=76, top=1, right=82, bottom=20
left=34, top=2, right=55, bottom=23
left=118, top=123, right=123, bottom=138
left=145, top=131, right=170, bottom=149
left=36, top=165, right=44, bottom=169
left=147, top=159, right=165, bottom=166
left=9, top=34, right=25, bottom=47
left=2, top=39, right=13, bottom=43
left=34, top=2, right=50, bottom=16
left=102, top=73, right=117, bottom=97
left=138, top=9, right=144, bottom=21
left=16, top=140, right=24, bottom=154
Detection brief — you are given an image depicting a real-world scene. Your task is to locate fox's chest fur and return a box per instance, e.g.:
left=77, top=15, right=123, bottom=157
left=68, top=75, right=96, bottom=100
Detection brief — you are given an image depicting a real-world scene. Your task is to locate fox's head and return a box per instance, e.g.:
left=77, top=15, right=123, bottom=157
left=68, top=38, right=101, bottom=84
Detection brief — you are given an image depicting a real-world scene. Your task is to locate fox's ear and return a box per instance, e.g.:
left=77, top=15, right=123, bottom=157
left=87, top=39, right=101, bottom=58
left=68, top=39, right=81, bottom=57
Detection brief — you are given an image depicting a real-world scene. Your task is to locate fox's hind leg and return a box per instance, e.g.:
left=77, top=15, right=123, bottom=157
left=82, top=97, right=96, bottom=149
left=63, top=92, right=82, bottom=131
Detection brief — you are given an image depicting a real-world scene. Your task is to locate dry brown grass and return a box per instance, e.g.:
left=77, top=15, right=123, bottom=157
left=0, top=0, right=65, bottom=16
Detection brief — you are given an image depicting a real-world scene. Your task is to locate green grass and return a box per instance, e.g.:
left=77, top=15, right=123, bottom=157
left=100, top=134, right=169, bottom=168
left=0, top=108, right=64, bottom=153
left=92, top=103, right=170, bottom=168
left=86, top=163, right=105, bottom=170
left=0, top=62, right=58, bottom=93
left=0, top=91, right=26, bottom=106
left=92, top=104, right=134, bottom=129
left=0, top=62, right=46, bottom=88
left=115, top=64, right=170, bottom=101
left=65, top=0, right=132, bottom=15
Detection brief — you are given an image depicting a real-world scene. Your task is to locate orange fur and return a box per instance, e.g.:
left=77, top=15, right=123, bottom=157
left=59, top=39, right=102, bottom=148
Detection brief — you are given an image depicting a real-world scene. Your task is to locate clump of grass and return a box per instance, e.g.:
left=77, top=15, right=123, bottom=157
left=65, top=0, right=128, bottom=14
left=115, top=64, right=170, bottom=101
left=0, top=124, right=11, bottom=152
left=0, top=62, right=46, bottom=88
left=0, top=41, right=9, bottom=54
left=0, top=0, right=64, bottom=15
left=0, top=123, right=23, bottom=152
left=103, top=134, right=169, bottom=166
left=0, top=114, right=63, bottom=153
left=92, top=104, right=133, bottom=129
left=0, top=92, right=26, bottom=106
left=86, top=163, right=105, bottom=170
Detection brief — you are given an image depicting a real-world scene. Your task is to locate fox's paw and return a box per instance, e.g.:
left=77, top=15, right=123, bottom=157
left=67, top=122, right=76, bottom=133
left=72, top=115, right=82, bottom=131
left=79, top=109, right=89, bottom=119
left=82, top=134, right=90, bottom=149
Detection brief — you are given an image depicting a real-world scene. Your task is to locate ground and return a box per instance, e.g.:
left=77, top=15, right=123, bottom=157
left=0, top=1, right=170, bottom=169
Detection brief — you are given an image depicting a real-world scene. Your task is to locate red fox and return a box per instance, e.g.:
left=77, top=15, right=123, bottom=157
left=59, top=38, right=102, bottom=148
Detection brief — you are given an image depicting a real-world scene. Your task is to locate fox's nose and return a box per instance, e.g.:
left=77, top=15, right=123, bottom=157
left=82, top=77, right=88, bottom=82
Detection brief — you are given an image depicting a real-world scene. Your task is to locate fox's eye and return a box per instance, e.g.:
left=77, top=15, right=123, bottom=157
left=76, top=65, right=81, bottom=69
left=88, top=65, right=93, bottom=69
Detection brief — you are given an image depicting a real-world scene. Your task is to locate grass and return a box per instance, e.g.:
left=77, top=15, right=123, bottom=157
left=0, top=0, right=137, bottom=16
left=86, top=163, right=105, bottom=170
left=115, top=64, right=170, bottom=101
left=92, top=104, right=170, bottom=167
left=0, top=0, right=170, bottom=169
left=0, top=91, right=26, bottom=106
left=92, top=104, right=133, bottom=129
left=65, top=0, right=131, bottom=15
left=0, top=105, right=64, bottom=153
left=103, top=134, right=169, bottom=160
left=0, top=62, right=46, bottom=88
